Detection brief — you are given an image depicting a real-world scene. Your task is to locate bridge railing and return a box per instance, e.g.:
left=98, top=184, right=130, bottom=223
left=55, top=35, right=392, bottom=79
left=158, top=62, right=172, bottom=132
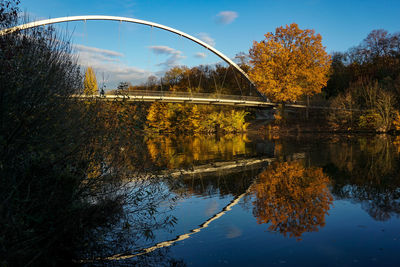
left=113, top=90, right=267, bottom=102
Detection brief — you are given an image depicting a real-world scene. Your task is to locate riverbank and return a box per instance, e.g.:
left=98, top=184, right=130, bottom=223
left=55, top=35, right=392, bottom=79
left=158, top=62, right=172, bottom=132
left=247, top=106, right=400, bottom=136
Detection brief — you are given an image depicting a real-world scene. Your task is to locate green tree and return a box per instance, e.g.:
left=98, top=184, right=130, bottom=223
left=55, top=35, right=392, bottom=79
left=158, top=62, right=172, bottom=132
left=83, top=66, right=98, bottom=95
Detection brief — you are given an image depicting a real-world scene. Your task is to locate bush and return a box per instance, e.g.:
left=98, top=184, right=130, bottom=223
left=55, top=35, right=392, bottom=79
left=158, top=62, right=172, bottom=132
left=146, top=103, right=249, bottom=134
left=0, top=5, right=153, bottom=264
left=327, top=92, right=356, bottom=130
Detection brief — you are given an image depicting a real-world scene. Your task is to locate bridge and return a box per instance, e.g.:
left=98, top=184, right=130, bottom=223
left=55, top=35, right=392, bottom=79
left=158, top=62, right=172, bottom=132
left=77, top=91, right=331, bottom=109
left=2, top=15, right=336, bottom=110
left=0, top=16, right=255, bottom=87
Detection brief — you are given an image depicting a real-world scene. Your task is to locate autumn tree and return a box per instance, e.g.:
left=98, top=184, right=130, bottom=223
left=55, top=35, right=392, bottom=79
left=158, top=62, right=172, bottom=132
left=163, top=66, right=188, bottom=91
left=324, top=29, right=400, bottom=132
left=252, top=161, right=333, bottom=239
left=83, top=66, right=98, bottom=95
left=146, top=75, right=159, bottom=90
left=145, top=103, right=249, bottom=134
left=249, top=23, right=331, bottom=105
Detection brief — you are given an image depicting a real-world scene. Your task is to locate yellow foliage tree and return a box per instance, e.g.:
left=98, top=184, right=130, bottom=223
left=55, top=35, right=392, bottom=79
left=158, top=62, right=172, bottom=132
left=393, top=110, right=400, bottom=131
left=164, top=66, right=188, bottom=91
left=146, top=103, right=172, bottom=132
left=146, top=103, right=248, bottom=134
left=252, top=161, right=333, bottom=239
left=249, top=23, right=331, bottom=103
left=83, top=67, right=98, bottom=95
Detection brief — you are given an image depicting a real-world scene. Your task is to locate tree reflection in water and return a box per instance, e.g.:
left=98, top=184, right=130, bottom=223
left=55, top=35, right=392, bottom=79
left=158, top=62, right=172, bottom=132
left=81, top=133, right=400, bottom=264
left=252, top=161, right=333, bottom=239
left=325, top=135, right=400, bottom=221
left=145, top=134, right=252, bottom=169
left=265, top=134, right=400, bottom=223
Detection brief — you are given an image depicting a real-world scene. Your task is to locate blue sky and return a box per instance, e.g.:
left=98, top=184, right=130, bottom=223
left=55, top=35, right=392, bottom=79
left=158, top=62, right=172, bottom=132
left=19, top=0, right=400, bottom=88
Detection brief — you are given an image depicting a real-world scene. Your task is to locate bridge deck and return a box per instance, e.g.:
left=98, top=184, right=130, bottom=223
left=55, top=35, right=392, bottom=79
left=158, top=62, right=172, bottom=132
left=76, top=90, right=330, bottom=109
left=106, top=90, right=273, bottom=107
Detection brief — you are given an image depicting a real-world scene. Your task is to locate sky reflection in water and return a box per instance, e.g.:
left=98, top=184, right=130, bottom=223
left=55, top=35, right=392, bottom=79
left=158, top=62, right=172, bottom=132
left=101, top=134, right=400, bottom=266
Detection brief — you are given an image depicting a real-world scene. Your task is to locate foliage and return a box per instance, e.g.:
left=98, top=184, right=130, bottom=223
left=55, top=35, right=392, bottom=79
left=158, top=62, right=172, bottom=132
left=328, top=77, right=398, bottom=132
left=0, top=20, right=87, bottom=264
left=0, top=4, right=174, bottom=265
left=220, top=109, right=249, bottom=133
left=0, top=0, right=19, bottom=28
left=393, top=111, right=400, bottom=131
left=163, top=66, right=188, bottom=90
left=324, top=52, right=352, bottom=98
left=358, top=111, right=380, bottom=129
left=324, top=29, right=400, bottom=132
left=146, top=102, right=249, bottom=134
left=374, top=90, right=397, bottom=132
left=252, top=161, right=333, bottom=239
left=83, top=66, right=98, bottom=95
left=248, top=23, right=331, bottom=103
left=327, top=91, right=356, bottom=130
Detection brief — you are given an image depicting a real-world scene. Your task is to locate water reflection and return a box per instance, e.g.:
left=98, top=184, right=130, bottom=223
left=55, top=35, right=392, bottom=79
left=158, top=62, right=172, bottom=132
left=252, top=161, right=333, bottom=239
left=325, top=135, right=400, bottom=221
left=145, top=134, right=273, bottom=169
left=173, top=168, right=261, bottom=197
left=84, top=133, right=400, bottom=265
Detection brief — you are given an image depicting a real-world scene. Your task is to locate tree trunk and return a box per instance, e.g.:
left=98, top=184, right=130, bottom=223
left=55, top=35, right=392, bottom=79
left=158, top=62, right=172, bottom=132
left=280, top=102, right=286, bottom=124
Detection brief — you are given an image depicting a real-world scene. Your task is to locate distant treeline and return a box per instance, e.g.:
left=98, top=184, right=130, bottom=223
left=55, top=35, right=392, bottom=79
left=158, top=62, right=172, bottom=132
left=110, top=29, right=400, bottom=133
left=111, top=53, right=256, bottom=97
left=323, top=29, right=400, bottom=132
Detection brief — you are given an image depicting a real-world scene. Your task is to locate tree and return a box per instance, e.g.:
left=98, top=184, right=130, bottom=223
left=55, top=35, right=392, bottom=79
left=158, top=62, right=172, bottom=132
left=146, top=75, right=159, bottom=90
left=83, top=66, right=98, bottom=95
left=163, top=66, right=187, bottom=91
left=249, top=23, right=331, bottom=103
left=0, top=0, right=19, bottom=28
left=252, top=161, right=333, bottom=239
left=323, top=52, right=351, bottom=98
left=117, top=81, right=131, bottom=92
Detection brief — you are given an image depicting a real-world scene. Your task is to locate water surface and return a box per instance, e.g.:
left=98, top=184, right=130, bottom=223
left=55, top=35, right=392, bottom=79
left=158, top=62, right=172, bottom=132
left=89, top=134, right=400, bottom=266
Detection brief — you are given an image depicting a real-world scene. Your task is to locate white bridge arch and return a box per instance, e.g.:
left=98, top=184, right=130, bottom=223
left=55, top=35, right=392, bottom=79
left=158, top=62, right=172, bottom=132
left=0, top=15, right=255, bottom=87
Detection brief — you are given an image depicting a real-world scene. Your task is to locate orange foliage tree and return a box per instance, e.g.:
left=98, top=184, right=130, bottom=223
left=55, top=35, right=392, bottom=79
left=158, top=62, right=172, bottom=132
left=252, top=161, right=333, bottom=239
left=249, top=23, right=331, bottom=103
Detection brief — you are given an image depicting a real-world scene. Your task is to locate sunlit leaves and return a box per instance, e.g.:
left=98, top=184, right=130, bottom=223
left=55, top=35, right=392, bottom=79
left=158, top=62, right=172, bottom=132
left=249, top=23, right=331, bottom=103
left=146, top=103, right=249, bottom=134
left=83, top=66, right=98, bottom=95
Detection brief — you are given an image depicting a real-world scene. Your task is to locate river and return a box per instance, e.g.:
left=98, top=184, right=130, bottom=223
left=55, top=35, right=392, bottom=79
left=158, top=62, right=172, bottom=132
left=83, top=133, right=400, bottom=266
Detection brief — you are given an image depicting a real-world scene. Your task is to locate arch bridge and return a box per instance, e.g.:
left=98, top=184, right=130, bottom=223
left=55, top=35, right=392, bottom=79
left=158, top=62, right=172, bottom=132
left=1, top=16, right=254, bottom=87
left=2, top=15, right=327, bottom=110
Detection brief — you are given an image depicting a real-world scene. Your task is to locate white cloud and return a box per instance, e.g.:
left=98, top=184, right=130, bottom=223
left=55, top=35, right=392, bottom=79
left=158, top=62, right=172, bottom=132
left=226, top=226, right=242, bottom=239
left=149, top=45, right=178, bottom=55
left=74, top=44, right=151, bottom=88
left=194, top=52, right=207, bottom=58
left=149, top=45, right=185, bottom=68
left=216, top=11, right=238, bottom=25
left=75, top=44, right=123, bottom=60
left=197, top=32, right=216, bottom=47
